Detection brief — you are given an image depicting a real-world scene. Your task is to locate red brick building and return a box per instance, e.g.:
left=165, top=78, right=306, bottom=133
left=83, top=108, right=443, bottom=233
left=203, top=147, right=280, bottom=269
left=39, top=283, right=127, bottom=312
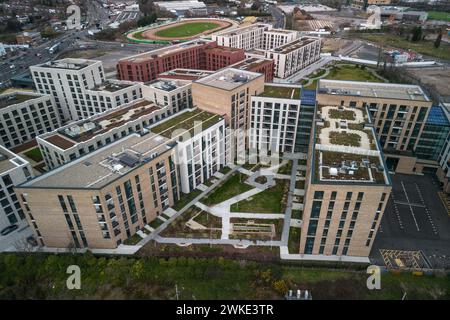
left=117, top=40, right=245, bottom=82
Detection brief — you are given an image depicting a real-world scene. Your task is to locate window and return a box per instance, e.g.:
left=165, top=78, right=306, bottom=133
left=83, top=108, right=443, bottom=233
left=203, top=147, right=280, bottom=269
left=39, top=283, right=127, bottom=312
left=314, top=191, right=324, bottom=199
left=330, top=191, right=337, bottom=200
left=311, top=201, right=322, bottom=218
left=67, top=195, right=77, bottom=212
left=58, top=195, right=68, bottom=213
left=346, top=192, right=352, bottom=201
left=357, top=192, right=364, bottom=201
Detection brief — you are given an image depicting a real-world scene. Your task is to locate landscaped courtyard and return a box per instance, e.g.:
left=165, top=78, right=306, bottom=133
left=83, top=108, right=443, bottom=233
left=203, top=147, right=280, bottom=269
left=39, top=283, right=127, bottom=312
left=230, top=179, right=289, bottom=213
left=202, top=172, right=252, bottom=206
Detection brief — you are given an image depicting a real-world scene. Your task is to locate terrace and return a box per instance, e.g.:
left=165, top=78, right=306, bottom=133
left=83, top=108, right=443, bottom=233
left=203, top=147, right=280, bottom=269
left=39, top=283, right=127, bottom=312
left=91, top=81, right=134, bottom=92
left=195, top=68, right=262, bottom=91
left=51, top=100, right=161, bottom=144
left=314, top=105, right=389, bottom=185
left=258, top=85, right=301, bottom=99
left=35, top=58, right=96, bottom=70
left=0, top=93, right=38, bottom=109
left=145, top=79, right=189, bottom=92
left=272, top=37, right=317, bottom=54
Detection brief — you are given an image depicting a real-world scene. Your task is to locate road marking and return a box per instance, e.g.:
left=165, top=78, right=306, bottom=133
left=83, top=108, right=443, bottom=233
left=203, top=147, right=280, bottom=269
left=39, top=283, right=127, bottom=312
left=415, top=183, right=439, bottom=235
left=401, top=181, right=420, bottom=232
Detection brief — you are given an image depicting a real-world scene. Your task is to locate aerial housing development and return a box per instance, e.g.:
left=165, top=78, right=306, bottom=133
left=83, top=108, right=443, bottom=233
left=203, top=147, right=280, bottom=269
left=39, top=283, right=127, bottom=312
left=0, top=0, right=449, bottom=301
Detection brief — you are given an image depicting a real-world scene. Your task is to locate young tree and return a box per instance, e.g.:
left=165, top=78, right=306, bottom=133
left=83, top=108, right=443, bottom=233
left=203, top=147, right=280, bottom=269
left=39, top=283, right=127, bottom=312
left=411, top=26, right=422, bottom=42
left=434, top=31, right=443, bottom=49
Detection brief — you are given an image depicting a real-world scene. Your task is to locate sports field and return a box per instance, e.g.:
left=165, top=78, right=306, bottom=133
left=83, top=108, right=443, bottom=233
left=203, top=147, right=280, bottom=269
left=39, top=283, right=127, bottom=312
left=155, top=22, right=221, bottom=38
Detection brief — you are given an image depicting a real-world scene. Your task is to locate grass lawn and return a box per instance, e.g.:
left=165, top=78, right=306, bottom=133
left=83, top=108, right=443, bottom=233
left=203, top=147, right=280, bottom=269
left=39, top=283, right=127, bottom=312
left=230, top=179, right=289, bottom=213
left=427, top=11, right=450, bottom=22
left=155, top=22, right=220, bottom=38
left=24, top=147, right=43, bottom=162
left=259, top=85, right=301, bottom=99
left=123, top=233, right=142, bottom=245
left=149, top=218, right=164, bottom=229
left=325, top=65, right=384, bottom=82
left=329, top=131, right=361, bottom=147
left=288, top=227, right=301, bottom=254
left=160, top=208, right=222, bottom=239
left=173, top=189, right=202, bottom=211
left=277, top=161, right=292, bottom=175
left=202, top=172, right=252, bottom=206
left=295, top=179, right=305, bottom=189
left=291, top=210, right=303, bottom=219
left=359, top=33, right=450, bottom=61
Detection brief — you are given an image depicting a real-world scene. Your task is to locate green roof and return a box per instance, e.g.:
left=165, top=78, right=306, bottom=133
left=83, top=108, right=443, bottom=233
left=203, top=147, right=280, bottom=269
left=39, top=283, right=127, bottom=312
left=259, top=85, right=301, bottom=99
left=0, top=93, right=36, bottom=109
left=151, top=109, right=222, bottom=139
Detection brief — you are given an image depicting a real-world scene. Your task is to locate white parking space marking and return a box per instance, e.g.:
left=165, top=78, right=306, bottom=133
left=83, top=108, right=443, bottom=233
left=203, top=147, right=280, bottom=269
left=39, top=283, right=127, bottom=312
left=390, top=192, right=404, bottom=230
left=401, top=181, right=420, bottom=232
left=415, top=183, right=439, bottom=235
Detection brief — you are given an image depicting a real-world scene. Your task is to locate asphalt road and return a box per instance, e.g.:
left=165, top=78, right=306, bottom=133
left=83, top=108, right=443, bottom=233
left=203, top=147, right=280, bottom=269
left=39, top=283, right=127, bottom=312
left=267, top=5, right=285, bottom=29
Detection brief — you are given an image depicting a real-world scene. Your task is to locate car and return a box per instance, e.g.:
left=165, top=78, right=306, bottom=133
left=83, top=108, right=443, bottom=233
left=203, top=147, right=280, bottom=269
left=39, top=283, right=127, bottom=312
left=0, top=224, right=19, bottom=236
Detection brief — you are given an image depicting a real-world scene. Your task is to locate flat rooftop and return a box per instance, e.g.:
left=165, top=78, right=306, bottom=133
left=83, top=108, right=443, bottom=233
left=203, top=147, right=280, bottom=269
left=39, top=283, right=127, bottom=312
left=314, top=105, right=389, bottom=185
left=194, top=67, right=262, bottom=91
left=230, top=57, right=272, bottom=71
left=91, top=81, right=135, bottom=92
left=0, top=92, right=41, bottom=109
left=145, top=79, right=190, bottom=92
left=119, top=40, right=211, bottom=63
left=217, top=23, right=270, bottom=36
left=258, top=85, right=301, bottom=99
left=44, top=99, right=161, bottom=148
left=0, top=146, right=27, bottom=173
left=159, top=68, right=215, bottom=81
left=33, top=58, right=99, bottom=70
left=150, top=108, right=222, bottom=139
left=272, top=37, right=318, bottom=54
left=265, top=28, right=297, bottom=35
left=22, top=133, right=175, bottom=189
left=318, top=80, right=430, bottom=102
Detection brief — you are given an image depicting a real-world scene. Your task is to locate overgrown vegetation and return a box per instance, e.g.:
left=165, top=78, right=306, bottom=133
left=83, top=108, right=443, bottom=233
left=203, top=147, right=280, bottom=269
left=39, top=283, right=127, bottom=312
left=0, top=253, right=448, bottom=299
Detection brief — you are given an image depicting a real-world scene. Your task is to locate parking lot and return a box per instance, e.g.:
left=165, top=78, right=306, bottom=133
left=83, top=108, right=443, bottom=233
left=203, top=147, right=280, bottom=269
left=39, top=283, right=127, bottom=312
left=371, top=173, right=450, bottom=269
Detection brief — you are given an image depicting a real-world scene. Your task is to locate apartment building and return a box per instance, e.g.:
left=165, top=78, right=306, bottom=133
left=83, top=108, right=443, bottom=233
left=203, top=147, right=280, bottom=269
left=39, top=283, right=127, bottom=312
left=16, top=108, right=226, bottom=249
left=317, top=80, right=432, bottom=172
left=192, top=68, right=265, bottom=162
left=229, top=57, right=274, bottom=82
left=31, top=59, right=141, bottom=122
left=265, top=37, right=321, bottom=79
left=116, top=40, right=245, bottom=82
left=37, top=99, right=168, bottom=169
left=212, top=23, right=271, bottom=50
left=31, top=59, right=104, bottom=121
left=17, top=133, right=180, bottom=249
left=263, top=29, right=298, bottom=50
left=0, top=145, right=33, bottom=231
left=149, top=108, right=226, bottom=193
left=0, top=91, right=61, bottom=149
left=141, top=78, right=193, bottom=114
left=250, top=84, right=302, bottom=154
left=300, top=104, right=391, bottom=257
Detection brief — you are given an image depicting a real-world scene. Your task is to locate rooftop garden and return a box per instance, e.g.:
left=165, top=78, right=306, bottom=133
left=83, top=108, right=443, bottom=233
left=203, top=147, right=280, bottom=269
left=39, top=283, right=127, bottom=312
left=329, top=131, right=361, bottom=147
left=0, top=94, right=35, bottom=109
left=230, top=179, right=289, bottom=213
left=288, top=227, right=301, bottom=254
left=202, top=172, right=252, bottom=206
left=24, top=147, right=43, bottom=163
left=259, top=86, right=301, bottom=99
left=329, top=109, right=356, bottom=121
left=151, top=109, right=221, bottom=139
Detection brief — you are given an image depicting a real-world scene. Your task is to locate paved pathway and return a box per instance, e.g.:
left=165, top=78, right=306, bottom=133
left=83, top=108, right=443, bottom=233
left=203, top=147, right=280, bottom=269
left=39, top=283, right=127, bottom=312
left=136, top=166, right=239, bottom=247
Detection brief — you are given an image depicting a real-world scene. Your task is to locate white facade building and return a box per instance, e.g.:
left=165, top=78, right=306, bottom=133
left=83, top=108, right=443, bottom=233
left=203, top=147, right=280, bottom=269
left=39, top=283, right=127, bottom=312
left=142, top=79, right=193, bottom=116
left=250, top=84, right=302, bottom=154
left=265, top=37, right=321, bottom=79
left=37, top=99, right=169, bottom=169
left=213, top=23, right=272, bottom=50
left=31, top=59, right=142, bottom=122
left=0, top=145, right=33, bottom=231
left=0, top=91, right=61, bottom=148
left=263, top=29, right=298, bottom=50
left=148, top=108, right=226, bottom=193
